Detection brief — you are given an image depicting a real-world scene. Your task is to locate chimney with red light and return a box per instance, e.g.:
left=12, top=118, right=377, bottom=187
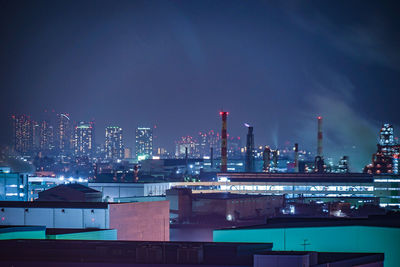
left=317, top=116, right=323, bottom=157
left=220, top=111, right=228, bottom=172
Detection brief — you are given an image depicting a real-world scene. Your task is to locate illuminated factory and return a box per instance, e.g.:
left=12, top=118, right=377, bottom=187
left=173, top=172, right=400, bottom=208
left=364, top=123, right=400, bottom=175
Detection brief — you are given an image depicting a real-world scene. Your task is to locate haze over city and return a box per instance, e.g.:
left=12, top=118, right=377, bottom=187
left=2, top=1, right=400, bottom=170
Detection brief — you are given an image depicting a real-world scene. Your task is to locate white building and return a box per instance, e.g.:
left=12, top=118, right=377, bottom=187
left=0, top=200, right=169, bottom=241
left=89, top=182, right=172, bottom=201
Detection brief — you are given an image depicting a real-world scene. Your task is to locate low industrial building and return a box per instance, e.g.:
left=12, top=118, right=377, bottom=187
left=167, top=188, right=284, bottom=222
left=28, top=176, right=89, bottom=201
left=0, top=239, right=384, bottom=267
left=37, top=183, right=102, bottom=202
left=0, top=200, right=169, bottom=241
left=0, top=171, right=28, bottom=201
left=171, top=172, right=400, bottom=209
left=213, top=216, right=400, bottom=267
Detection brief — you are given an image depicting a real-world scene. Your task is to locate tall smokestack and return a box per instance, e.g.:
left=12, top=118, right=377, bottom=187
left=245, top=125, right=255, bottom=172
left=294, top=143, right=299, bottom=172
left=317, top=116, right=323, bottom=157
left=210, top=147, right=214, bottom=169
left=220, top=111, right=228, bottom=172
left=185, top=147, right=188, bottom=173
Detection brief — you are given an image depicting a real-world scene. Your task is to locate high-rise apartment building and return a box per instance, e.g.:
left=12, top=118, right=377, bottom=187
left=105, top=126, right=124, bottom=160
left=135, top=127, right=153, bottom=160
left=74, top=121, right=94, bottom=157
left=12, top=114, right=33, bottom=155
left=39, top=120, right=54, bottom=151
left=57, top=113, right=71, bottom=153
left=32, top=121, right=41, bottom=151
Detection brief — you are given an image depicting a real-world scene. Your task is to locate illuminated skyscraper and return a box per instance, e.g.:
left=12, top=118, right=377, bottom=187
left=135, top=127, right=153, bottom=160
left=57, top=113, right=71, bottom=153
left=40, top=120, right=54, bottom=151
left=32, top=121, right=41, bottom=151
left=12, top=114, right=33, bottom=155
left=105, top=126, right=124, bottom=160
left=74, top=121, right=94, bottom=157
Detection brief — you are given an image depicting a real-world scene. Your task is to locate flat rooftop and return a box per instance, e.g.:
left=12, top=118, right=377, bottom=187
left=0, top=201, right=108, bottom=209
left=217, top=172, right=374, bottom=183
left=192, top=192, right=278, bottom=200
left=217, top=215, right=400, bottom=230
left=45, top=228, right=112, bottom=235
left=0, top=225, right=45, bottom=234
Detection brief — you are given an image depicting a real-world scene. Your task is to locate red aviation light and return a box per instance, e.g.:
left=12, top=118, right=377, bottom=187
left=317, top=116, right=322, bottom=120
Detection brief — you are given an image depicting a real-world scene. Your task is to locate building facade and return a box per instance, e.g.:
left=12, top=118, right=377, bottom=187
left=12, top=114, right=33, bottom=155
left=135, top=127, right=153, bottom=161
left=0, top=200, right=169, bottom=241
left=0, top=172, right=28, bottom=201
left=57, top=113, right=72, bottom=154
left=105, top=126, right=124, bottom=160
left=74, top=121, right=94, bottom=157
left=39, top=120, right=54, bottom=152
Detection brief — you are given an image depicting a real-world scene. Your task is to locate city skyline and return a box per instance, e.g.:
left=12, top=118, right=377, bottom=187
left=1, top=1, right=400, bottom=170
left=8, top=109, right=400, bottom=172
left=7, top=110, right=398, bottom=163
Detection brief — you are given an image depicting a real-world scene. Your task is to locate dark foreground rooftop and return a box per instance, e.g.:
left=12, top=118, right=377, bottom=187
left=0, top=239, right=383, bottom=267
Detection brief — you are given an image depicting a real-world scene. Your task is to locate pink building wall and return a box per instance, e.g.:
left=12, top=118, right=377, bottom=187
left=109, top=201, right=169, bottom=241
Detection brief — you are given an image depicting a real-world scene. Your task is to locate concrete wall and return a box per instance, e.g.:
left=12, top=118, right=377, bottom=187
left=192, top=198, right=227, bottom=217
left=109, top=201, right=169, bottom=241
left=254, top=254, right=310, bottom=267
left=166, top=188, right=192, bottom=221
left=0, top=207, right=109, bottom=229
left=214, top=226, right=400, bottom=267
left=193, top=195, right=284, bottom=221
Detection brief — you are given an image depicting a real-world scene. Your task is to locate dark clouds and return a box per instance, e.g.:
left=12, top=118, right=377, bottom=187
left=1, top=0, right=399, bottom=170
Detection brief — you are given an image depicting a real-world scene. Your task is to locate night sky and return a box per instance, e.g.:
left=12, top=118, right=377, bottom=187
left=1, top=0, right=399, bottom=170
